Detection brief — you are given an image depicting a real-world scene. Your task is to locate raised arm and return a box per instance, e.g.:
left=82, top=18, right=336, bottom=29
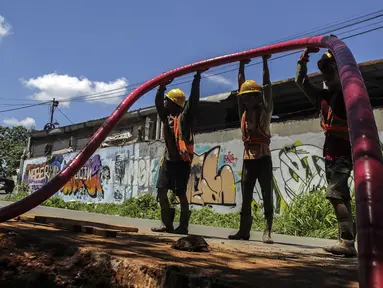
left=155, top=79, right=173, bottom=123
left=237, top=60, right=251, bottom=117
left=182, top=70, right=206, bottom=123
left=295, top=48, right=322, bottom=107
left=262, top=55, right=273, bottom=113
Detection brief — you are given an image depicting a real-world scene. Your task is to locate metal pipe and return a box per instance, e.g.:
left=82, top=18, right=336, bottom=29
left=0, top=36, right=381, bottom=287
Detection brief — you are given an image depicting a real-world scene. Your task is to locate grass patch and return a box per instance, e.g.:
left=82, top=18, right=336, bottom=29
left=5, top=188, right=353, bottom=240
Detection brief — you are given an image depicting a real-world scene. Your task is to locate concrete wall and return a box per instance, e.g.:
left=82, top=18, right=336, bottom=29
left=22, top=111, right=383, bottom=214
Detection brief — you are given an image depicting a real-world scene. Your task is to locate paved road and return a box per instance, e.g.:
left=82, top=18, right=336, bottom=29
left=0, top=200, right=335, bottom=248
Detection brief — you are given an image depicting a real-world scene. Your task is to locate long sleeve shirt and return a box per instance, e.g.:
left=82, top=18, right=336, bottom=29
left=155, top=74, right=201, bottom=162
left=295, top=60, right=351, bottom=160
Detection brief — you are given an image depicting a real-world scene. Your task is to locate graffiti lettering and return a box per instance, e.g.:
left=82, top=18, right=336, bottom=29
left=25, top=155, right=63, bottom=190
left=61, top=155, right=108, bottom=199
left=224, top=151, right=238, bottom=164
left=23, top=135, right=366, bottom=209
left=187, top=146, right=236, bottom=206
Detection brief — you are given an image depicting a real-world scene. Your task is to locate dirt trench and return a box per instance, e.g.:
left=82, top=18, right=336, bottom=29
left=0, top=220, right=358, bottom=288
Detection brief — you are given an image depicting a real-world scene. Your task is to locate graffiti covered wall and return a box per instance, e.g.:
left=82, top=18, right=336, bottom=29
left=23, top=131, right=380, bottom=211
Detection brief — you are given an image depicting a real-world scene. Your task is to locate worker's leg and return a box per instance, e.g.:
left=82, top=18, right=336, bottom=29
left=152, top=159, right=175, bottom=233
left=258, top=156, right=274, bottom=244
left=229, top=160, right=257, bottom=240
left=174, top=193, right=191, bottom=234
left=323, top=157, right=356, bottom=257
left=173, top=162, right=192, bottom=235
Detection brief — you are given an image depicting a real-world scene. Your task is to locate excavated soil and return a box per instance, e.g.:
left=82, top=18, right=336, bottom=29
left=0, top=220, right=358, bottom=288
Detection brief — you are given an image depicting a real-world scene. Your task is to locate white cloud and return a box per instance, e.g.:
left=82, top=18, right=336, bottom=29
left=204, top=73, right=236, bottom=89
left=21, top=73, right=128, bottom=107
left=3, top=117, right=36, bottom=129
left=0, top=15, right=11, bottom=41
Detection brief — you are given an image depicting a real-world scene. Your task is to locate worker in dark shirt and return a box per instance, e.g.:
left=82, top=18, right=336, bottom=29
left=229, top=55, right=274, bottom=244
left=295, top=46, right=357, bottom=257
left=152, top=70, right=206, bottom=235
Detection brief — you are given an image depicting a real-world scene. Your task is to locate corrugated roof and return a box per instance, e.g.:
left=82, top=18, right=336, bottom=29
left=200, top=92, right=232, bottom=102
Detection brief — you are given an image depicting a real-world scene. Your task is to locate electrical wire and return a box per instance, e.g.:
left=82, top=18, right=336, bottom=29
left=0, top=102, right=50, bottom=113
left=1, top=11, right=383, bottom=112
left=342, top=25, right=383, bottom=40
left=57, top=107, right=74, bottom=124
left=1, top=11, right=380, bottom=105
left=62, top=23, right=383, bottom=103
left=336, top=19, right=383, bottom=36
left=40, top=9, right=383, bottom=104
left=0, top=103, right=40, bottom=106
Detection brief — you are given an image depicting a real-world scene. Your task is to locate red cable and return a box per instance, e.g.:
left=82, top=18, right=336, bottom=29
left=1, top=36, right=382, bottom=287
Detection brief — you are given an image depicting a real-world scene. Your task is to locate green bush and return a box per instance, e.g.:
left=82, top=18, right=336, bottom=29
left=273, top=189, right=338, bottom=238
left=5, top=188, right=345, bottom=239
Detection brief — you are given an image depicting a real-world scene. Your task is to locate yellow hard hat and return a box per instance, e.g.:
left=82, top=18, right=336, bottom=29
left=166, top=88, right=186, bottom=108
left=317, top=50, right=336, bottom=71
left=238, top=80, right=262, bottom=96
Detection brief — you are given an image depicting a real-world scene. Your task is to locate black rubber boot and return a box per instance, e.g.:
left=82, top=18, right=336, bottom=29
left=174, top=210, right=191, bottom=235
left=152, top=208, right=175, bottom=233
left=229, top=213, right=252, bottom=240
left=262, top=214, right=274, bottom=244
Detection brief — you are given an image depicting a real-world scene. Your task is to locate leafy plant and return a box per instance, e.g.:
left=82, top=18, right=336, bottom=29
left=5, top=187, right=343, bottom=239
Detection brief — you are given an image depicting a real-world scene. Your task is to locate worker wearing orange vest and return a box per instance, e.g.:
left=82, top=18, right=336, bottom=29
left=295, top=42, right=357, bottom=257
left=229, top=55, right=275, bottom=244
left=152, top=69, right=206, bottom=235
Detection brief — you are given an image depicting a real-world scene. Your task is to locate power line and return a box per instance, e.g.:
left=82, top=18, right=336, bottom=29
left=336, top=19, right=383, bottom=36
left=0, top=103, right=40, bottom=106
left=38, top=9, right=383, bottom=104
left=342, top=25, right=383, bottom=40
left=68, top=23, right=383, bottom=102
left=1, top=11, right=382, bottom=112
left=13, top=23, right=383, bottom=109
left=1, top=10, right=380, bottom=105
left=57, top=107, right=74, bottom=124
left=0, top=102, right=50, bottom=113
left=0, top=98, right=38, bottom=102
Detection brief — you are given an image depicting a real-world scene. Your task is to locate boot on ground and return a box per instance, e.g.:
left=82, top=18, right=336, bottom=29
left=262, top=228, right=274, bottom=244
left=174, top=210, right=191, bottom=235
left=152, top=208, right=175, bottom=233
left=262, top=216, right=274, bottom=244
left=323, top=239, right=357, bottom=257
left=229, top=213, right=252, bottom=240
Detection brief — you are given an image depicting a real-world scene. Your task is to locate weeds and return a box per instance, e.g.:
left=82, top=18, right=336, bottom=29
left=5, top=189, right=346, bottom=239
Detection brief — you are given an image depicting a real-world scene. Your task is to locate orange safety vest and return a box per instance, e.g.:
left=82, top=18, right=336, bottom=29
left=241, top=111, right=271, bottom=146
left=173, top=115, right=194, bottom=163
left=320, top=98, right=350, bottom=141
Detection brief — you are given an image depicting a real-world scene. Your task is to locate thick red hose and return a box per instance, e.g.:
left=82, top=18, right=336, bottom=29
left=0, top=36, right=381, bottom=287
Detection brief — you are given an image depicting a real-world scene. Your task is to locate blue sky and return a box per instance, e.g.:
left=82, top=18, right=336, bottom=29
left=0, top=0, right=382, bottom=130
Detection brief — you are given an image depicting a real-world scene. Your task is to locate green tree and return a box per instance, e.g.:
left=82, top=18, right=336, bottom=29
left=0, top=126, right=28, bottom=178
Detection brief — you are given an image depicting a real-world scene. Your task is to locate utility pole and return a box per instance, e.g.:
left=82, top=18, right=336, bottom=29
left=44, top=98, right=59, bottom=131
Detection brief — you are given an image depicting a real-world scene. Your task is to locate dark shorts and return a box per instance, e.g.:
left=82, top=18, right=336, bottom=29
left=325, top=156, right=352, bottom=201
left=156, top=159, right=191, bottom=196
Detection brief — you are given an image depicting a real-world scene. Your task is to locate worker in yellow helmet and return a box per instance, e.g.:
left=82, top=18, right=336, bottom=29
left=295, top=40, right=356, bottom=257
left=152, top=69, right=207, bottom=235
left=229, top=55, right=274, bottom=244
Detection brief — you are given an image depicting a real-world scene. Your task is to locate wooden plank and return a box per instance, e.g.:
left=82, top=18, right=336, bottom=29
left=11, top=215, right=119, bottom=238
left=33, top=216, right=138, bottom=233
left=92, top=227, right=119, bottom=238
left=81, top=226, right=94, bottom=234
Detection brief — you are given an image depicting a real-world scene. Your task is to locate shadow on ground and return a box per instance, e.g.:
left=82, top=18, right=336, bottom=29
left=0, top=222, right=358, bottom=288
